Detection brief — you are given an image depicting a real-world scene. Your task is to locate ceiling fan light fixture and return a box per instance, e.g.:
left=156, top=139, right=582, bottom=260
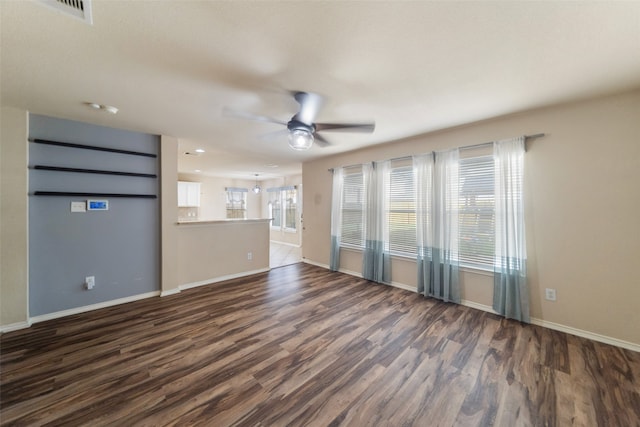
left=86, top=102, right=118, bottom=114
left=103, top=105, right=118, bottom=114
left=288, top=129, right=314, bottom=150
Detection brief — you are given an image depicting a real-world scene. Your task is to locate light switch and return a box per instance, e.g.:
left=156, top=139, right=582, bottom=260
left=71, top=201, right=86, bottom=212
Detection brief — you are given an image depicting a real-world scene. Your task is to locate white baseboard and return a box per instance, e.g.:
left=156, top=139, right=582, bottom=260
left=29, top=291, right=160, bottom=325
left=0, top=320, right=33, bottom=333
left=304, top=259, right=640, bottom=353
left=270, top=240, right=301, bottom=248
left=389, top=281, right=416, bottom=292
left=339, top=267, right=363, bottom=278
left=303, top=259, right=415, bottom=293
left=528, top=318, right=640, bottom=353
left=459, top=300, right=640, bottom=353
left=460, top=300, right=499, bottom=315
left=180, top=268, right=271, bottom=291
left=7, top=269, right=272, bottom=330
left=303, top=259, right=329, bottom=269
left=160, top=288, right=181, bottom=297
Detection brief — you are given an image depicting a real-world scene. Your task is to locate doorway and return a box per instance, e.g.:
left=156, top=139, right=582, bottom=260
left=268, top=183, right=302, bottom=268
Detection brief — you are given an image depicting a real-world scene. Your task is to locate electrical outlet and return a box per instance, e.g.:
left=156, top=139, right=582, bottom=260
left=247, top=252, right=252, bottom=260
left=85, top=276, right=95, bottom=290
left=545, top=288, right=556, bottom=301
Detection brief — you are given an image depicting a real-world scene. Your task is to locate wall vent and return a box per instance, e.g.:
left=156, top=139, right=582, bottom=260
left=36, top=0, right=93, bottom=25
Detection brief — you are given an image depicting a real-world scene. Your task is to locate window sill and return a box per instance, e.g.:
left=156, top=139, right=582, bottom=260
left=389, top=252, right=417, bottom=261
left=460, top=265, right=494, bottom=277
left=339, top=245, right=363, bottom=253
left=339, top=247, right=416, bottom=262
left=338, top=245, right=495, bottom=277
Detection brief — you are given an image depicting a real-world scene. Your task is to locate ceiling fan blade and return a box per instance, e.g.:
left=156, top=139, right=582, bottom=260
left=258, top=129, right=289, bottom=142
left=222, top=107, right=287, bottom=126
left=314, top=133, right=331, bottom=147
left=314, top=122, right=375, bottom=133
left=293, top=91, right=323, bottom=125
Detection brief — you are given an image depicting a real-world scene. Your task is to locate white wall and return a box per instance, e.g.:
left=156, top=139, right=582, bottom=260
left=0, top=107, right=29, bottom=328
left=176, top=220, right=270, bottom=287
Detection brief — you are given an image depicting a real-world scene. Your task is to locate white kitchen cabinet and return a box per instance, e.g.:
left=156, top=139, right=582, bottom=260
left=177, top=181, right=201, bottom=207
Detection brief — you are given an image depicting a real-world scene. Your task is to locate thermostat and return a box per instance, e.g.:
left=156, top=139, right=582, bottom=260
left=87, top=199, right=109, bottom=211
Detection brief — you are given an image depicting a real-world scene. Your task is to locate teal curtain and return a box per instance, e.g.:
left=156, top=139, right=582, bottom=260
left=362, top=162, right=391, bottom=283
left=415, top=150, right=461, bottom=303
left=492, top=137, right=529, bottom=322
left=362, top=240, right=391, bottom=283
left=329, top=168, right=344, bottom=271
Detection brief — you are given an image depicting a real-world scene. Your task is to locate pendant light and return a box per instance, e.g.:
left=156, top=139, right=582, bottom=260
left=252, top=174, right=261, bottom=194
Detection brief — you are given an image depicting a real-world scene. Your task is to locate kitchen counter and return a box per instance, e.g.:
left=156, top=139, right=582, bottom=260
left=177, top=218, right=271, bottom=226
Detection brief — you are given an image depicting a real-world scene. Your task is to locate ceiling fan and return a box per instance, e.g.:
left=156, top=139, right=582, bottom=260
left=224, top=91, right=375, bottom=150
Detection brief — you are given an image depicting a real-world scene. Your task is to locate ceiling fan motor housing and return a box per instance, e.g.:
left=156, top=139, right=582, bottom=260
left=224, top=90, right=374, bottom=150
left=287, top=119, right=315, bottom=134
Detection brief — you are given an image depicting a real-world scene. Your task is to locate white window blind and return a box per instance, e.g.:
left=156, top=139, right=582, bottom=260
left=387, top=160, right=417, bottom=255
left=268, top=189, right=281, bottom=228
left=458, top=155, right=495, bottom=268
left=334, top=153, right=502, bottom=270
left=225, top=187, right=247, bottom=219
left=341, top=168, right=364, bottom=247
left=284, top=188, right=297, bottom=230
left=267, top=186, right=297, bottom=230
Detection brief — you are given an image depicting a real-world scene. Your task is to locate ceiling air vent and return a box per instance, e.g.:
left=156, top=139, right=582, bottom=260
left=36, top=0, right=93, bottom=25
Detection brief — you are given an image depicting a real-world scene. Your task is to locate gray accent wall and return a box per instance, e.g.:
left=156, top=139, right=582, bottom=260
left=29, top=114, right=160, bottom=316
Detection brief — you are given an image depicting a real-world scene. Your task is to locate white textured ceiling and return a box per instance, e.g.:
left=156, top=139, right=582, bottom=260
left=2, top=1, right=639, bottom=179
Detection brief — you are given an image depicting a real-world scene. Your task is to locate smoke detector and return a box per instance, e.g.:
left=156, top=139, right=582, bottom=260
left=86, top=102, right=118, bottom=114
left=37, top=0, right=93, bottom=25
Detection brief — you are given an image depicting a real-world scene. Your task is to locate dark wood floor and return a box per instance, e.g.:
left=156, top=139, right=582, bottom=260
left=1, top=263, right=639, bottom=426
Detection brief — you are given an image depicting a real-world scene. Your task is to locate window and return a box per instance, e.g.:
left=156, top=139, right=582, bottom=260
left=337, top=162, right=417, bottom=255
left=387, top=160, right=416, bottom=256
left=268, top=190, right=281, bottom=228
left=284, top=188, right=297, bottom=230
left=334, top=153, right=498, bottom=270
left=340, top=168, right=365, bottom=247
left=458, top=155, right=495, bottom=269
left=268, top=186, right=297, bottom=231
left=225, top=187, right=247, bottom=219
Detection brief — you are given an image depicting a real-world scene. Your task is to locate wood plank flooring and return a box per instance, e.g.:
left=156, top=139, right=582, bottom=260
left=1, top=263, right=639, bottom=426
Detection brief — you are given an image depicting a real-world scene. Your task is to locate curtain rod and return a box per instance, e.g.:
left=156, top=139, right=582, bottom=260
left=328, top=133, right=545, bottom=172
left=460, top=132, right=545, bottom=151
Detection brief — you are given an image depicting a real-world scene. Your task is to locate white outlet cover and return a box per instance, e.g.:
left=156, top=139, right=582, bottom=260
left=545, top=288, right=557, bottom=301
